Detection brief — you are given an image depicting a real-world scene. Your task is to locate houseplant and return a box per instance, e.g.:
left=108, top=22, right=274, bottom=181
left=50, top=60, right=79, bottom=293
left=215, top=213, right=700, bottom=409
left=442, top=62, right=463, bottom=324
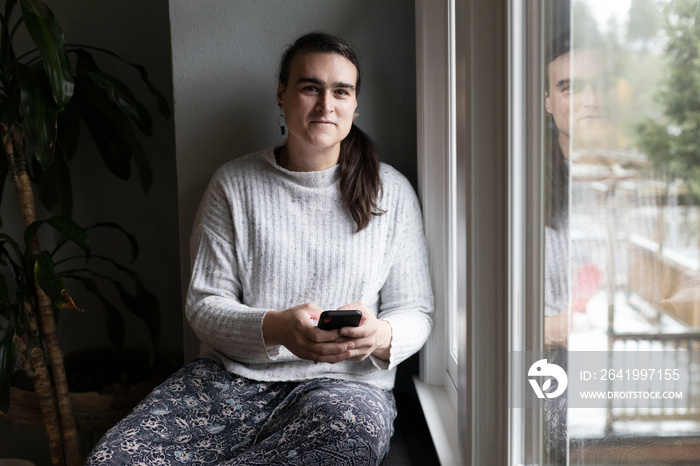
left=0, top=0, right=169, bottom=463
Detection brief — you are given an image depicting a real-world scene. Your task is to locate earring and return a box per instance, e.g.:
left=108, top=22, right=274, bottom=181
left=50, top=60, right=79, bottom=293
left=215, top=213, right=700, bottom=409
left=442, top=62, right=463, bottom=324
left=278, top=112, right=286, bottom=136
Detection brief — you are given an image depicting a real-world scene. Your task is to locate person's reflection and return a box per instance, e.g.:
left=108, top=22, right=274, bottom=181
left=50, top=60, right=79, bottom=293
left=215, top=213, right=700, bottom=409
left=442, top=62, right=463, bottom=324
left=543, top=33, right=574, bottom=350
left=545, top=41, right=604, bottom=163
left=543, top=34, right=605, bottom=347
left=542, top=32, right=575, bottom=465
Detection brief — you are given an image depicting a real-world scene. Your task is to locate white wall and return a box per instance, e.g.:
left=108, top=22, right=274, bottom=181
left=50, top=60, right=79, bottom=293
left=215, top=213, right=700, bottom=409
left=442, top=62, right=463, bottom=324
left=169, top=0, right=417, bottom=360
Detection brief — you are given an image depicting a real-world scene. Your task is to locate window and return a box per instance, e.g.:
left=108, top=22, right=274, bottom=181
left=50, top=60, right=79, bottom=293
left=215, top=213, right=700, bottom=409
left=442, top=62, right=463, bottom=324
left=530, top=1, right=700, bottom=464
left=417, top=0, right=700, bottom=464
left=415, top=0, right=509, bottom=464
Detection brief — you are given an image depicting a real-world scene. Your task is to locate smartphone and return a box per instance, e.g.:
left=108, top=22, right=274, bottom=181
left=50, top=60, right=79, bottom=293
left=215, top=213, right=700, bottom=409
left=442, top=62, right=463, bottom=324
left=317, top=310, right=362, bottom=330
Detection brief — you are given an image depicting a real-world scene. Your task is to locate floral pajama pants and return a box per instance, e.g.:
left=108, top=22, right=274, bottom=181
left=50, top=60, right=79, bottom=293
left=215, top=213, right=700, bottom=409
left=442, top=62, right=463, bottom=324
left=85, top=358, right=397, bottom=465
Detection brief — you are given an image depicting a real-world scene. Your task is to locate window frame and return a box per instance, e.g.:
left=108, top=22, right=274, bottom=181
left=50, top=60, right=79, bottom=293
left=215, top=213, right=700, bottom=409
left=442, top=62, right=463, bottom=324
left=415, top=0, right=511, bottom=464
left=414, top=1, right=462, bottom=462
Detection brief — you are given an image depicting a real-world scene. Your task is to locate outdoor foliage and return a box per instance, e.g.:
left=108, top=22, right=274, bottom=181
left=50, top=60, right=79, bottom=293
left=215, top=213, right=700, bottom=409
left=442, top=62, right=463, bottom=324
left=636, top=0, right=700, bottom=196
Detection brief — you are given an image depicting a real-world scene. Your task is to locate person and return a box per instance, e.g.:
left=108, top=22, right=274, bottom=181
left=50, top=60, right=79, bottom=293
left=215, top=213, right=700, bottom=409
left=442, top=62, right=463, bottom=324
left=543, top=32, right=604, bottom=346
left=543, top=32, right=573, bottom=348
left=85, top=31, right=433, bottom=465
left=542, top=31, right=575, bottom=465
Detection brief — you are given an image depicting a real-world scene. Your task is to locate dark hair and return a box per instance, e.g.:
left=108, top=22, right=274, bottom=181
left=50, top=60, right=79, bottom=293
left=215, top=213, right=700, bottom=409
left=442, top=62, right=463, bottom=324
left=545, top=31, right=571, bottom=229
left=551, top=32, right=570, bottom=63
left=545, top=31, right=570, bottom=91
left=278, top=31, right=383, bottom=232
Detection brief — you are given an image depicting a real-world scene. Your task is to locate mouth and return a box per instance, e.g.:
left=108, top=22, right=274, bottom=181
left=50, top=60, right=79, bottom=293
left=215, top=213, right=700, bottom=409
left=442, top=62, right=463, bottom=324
left=310, top=120, right=336, bottom=126
left=578, top=115, right=601, bottom=123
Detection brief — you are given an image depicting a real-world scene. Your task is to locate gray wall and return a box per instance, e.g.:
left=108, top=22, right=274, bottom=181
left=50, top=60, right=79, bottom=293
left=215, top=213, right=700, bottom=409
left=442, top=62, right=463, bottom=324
left=170, top=0, right=417, bottom=361
left=1, top=0, right=416, bottom=461
left=46, top=0, right=181, bottom=357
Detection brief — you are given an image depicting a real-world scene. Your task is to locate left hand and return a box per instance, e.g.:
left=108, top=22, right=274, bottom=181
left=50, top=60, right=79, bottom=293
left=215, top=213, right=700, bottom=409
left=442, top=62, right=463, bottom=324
left=335, top=301, right=392, bottom=361
left=544, top=306, right=569, bottom=348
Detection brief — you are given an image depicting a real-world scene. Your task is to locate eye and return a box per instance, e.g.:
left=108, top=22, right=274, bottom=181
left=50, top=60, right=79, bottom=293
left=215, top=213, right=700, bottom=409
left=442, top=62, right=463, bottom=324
left=302, top=85, right=319, bottom=93
left=335, top=88, right=355, bottom=98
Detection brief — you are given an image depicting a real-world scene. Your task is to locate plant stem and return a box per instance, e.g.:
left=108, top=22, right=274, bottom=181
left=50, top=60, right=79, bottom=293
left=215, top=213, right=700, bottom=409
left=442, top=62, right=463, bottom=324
left=4, top=123, right=82, bottom=465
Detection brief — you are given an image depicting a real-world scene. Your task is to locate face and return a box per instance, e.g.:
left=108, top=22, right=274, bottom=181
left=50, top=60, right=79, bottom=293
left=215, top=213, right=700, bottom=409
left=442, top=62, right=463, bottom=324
left=277, top=52, right=358, bottom=159
left=545, top=52, right=572, bottom=143
left=545, top=50, right=604, bottom=156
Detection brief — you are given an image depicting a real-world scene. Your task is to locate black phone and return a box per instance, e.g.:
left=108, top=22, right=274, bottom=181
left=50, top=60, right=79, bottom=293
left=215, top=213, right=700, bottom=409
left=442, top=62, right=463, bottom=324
left=317, top=310, right=362, bottom=330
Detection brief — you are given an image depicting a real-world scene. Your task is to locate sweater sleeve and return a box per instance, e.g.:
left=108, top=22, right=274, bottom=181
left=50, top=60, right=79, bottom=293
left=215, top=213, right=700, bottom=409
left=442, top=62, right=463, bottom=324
left=371, top=175, right=434, bottom=371
left=185, top=168, right=275, bottom=363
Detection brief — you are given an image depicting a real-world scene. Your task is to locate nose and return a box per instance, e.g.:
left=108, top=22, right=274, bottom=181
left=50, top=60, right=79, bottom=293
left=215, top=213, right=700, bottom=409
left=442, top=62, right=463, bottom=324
left=580, top=84, right=598, bottom=107
left=315, top=91, right=332, bottom=114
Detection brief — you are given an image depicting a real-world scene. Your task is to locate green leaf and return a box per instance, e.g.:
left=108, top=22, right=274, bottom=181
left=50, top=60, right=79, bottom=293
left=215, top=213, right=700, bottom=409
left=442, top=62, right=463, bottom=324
left=24, top=217, right=90, bottom=260
left=35, top=146, right=72, bottom=218
left=85, top=70, right=153, bottom=136
left=0, top=321, right=18, bottom=414
left=1, top=2, right=20, bottom=78
left=33, top=250, right=65, bottom=307
left=71, top=71, right=132, bottom=180
left=0, top=276, right=11, bottom=319
left=46, top=217, right=89, bottom=256
left=19, top=0, right=74, bottom=109
left=0, top=151, right=8, bottom=227
left=70, top=49, right=153, bottom=191
left=0, top=233, right=24, bottom=269
left=56, top=102, right=80, bottom=161
left=16, top=62, right=57, bottom=168
left=69, top=45, right=170, bottom=120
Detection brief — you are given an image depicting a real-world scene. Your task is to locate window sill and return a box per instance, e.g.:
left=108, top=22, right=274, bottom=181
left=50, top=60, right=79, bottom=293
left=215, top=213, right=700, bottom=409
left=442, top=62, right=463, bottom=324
left=413, top=376, right=462, bottom=465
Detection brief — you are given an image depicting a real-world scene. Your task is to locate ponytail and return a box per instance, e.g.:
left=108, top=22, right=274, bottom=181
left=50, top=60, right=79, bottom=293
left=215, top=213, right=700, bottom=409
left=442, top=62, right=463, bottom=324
left=339, top=124, right=384, bottom=232
left=278, top=32, right=383, bottom=231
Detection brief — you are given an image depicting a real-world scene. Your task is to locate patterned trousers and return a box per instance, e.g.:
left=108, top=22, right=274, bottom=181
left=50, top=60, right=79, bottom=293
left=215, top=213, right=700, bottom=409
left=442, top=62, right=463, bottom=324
left=85, top=358, right=397, bottom=465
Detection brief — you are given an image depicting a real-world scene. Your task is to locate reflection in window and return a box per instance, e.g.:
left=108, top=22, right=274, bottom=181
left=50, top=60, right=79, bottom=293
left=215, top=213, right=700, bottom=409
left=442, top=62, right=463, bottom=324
left=544, top=0, right=700, bottom=463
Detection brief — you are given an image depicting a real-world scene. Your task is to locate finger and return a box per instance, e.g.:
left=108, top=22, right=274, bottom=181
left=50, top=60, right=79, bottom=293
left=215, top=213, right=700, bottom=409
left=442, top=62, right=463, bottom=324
left=344, top=349, right=371, bottom=362
left=298, top=302, right=323, bottom=319
left=310, top=347, right=353, bottom=363
left=309, top=340, right=355, bottom=357
left=307, top=327, right=344, bottom=343
left=339, top=318, right=375, bottom=338
left=339, top=326, right=362, bottom=338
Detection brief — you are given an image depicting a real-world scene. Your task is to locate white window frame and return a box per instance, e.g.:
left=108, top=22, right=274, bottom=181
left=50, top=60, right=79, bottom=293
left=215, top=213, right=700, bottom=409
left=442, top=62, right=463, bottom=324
left=414, top=0, right=461, bottom=464
left=415, top=0, right=512, bottom=465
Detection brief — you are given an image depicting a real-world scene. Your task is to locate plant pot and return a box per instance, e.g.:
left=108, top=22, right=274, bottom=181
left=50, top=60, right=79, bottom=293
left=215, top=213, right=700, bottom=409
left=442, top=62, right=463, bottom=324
left=5, top=349, right=175, bottom=432
left=6, top=375, right=164, bottom=431
left=0, top=460, right=35, bottom=466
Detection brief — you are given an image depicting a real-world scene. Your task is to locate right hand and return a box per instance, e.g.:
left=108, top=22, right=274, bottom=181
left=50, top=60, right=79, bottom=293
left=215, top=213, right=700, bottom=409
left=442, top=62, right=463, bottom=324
left=262, top=303, right=355, bottom=363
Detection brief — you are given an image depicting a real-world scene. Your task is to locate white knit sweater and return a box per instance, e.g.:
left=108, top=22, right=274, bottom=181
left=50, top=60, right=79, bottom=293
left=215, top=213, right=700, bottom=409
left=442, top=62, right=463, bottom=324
left=186, top=148, right=433, bottom=390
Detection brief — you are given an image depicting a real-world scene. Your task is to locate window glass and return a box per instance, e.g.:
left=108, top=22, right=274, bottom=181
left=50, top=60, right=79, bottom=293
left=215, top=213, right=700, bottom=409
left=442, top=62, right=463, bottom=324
left=538, top=0, right=700, bottom=463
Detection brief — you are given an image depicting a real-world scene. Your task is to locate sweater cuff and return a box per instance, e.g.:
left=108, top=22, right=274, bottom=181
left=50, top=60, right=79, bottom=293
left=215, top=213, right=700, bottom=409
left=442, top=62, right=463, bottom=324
left=261, top=310, right=283, bottom=360
left=380, top=313, right=428, bottom=370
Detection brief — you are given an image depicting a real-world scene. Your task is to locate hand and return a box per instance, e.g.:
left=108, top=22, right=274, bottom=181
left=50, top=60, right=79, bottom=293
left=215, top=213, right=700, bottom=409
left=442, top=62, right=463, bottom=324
left=335, top=301, right=392, bottom=362
left=263, top=303, right=355, bottom=363
left=544, top=307, right=569, bottom=348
